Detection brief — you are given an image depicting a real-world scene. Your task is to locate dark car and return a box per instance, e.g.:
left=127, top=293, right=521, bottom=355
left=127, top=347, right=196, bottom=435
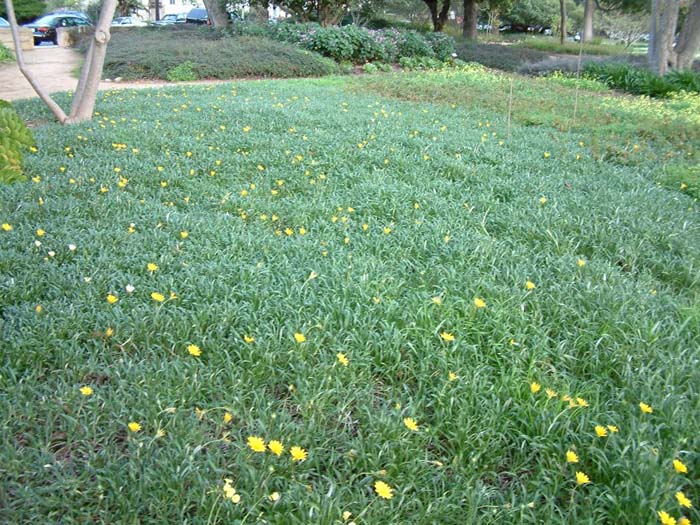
left=185, top=8, right=209, bottom=24
left=24, top=14, right=91, bottom=45
left=153, top=12, right=187, bottom=25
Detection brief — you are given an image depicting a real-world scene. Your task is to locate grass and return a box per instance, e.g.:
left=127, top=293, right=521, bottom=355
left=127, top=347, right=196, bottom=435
left=1, top=71, right=699, bottom=524
left=515, top=38, right=627, bottom=56
left=0, top=41, right=14, bottom=63
left=80, top=26, right=338, bottom=81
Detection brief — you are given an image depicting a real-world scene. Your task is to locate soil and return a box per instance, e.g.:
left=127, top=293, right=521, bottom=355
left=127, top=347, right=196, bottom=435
left=0, top=45, right=222, bottom=102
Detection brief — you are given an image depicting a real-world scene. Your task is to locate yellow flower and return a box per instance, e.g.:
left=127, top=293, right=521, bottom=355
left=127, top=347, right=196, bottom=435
left=525, top=280, right=536, bottom=290
left=290, top=446, right=307, bottom=462
left=128, top=422, right=141, bottom=433
left=431, top=296, right=443, bottom=305
left=658, top=511, right=677, bottom=525
left=448, top=371, right=458, bottom=382
left=676, top=491, right=692, bottom=508
left=577, top=258, right=586, bottom=268
left=639, top=402, right=653, bottom=414
left=595, top=425, right=608, bottom=437
left=543, top=152, right=551, bottom=158
left=539, top=196, right=548, bottom=205
left=546, top=388, right=558, bottom=399
left=105, top=327, right=114, bottom=337
left=473, top=297, right=486, bottom=308
left=403, top=417, right=419, bottom=431
left=36, top=228, right=45, bottom=237
left=566, top=450, right=579, bottom=463
left=243, top=335, right=255, bottom=344
left=383, top=227, right=392, bottom=234
left=106, top=294, right=118, bottom=304
left=268, top=440, right=284, bottom=456
left=247, top=436, right=266, bottom=453
left=440, top=331, right=455, bottom=342
left=374, top=480, right=394, bottom=500
left=607, top=425, right=619, bottom=433
left=268, top=491, right=280, bottom=502
left=223, top=412, right=233, bottom=423
left=343, top=510, right=352, bottom=521
left=530, top=382, right=541, bottom=394
left=673, top=459, right=688, bottom=474
left=35, top=305, right=43, bottom=313
left=79, top=386, right=93, bottom=396
left=337, top=353, right=349, bottom=366
left=576, top=397, right=589, bottom=408
left=151, top=292, right=165, bottom=302
left=147, top=262, right=158, bottom=272
left=187, top=344, right=202, bottom=357
left=1, top=223, right=12, bottom=232
left=678, top=517, right=690, bottom=525
left=180, top=231, right=189, bottom=239
left=575, top=471, right=590, bottom=485
left=294, top=332, right=306, bottom=343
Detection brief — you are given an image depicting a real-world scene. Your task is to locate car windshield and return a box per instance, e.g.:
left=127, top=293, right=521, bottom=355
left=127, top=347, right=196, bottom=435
left=0, top=16, right=10, bottom=27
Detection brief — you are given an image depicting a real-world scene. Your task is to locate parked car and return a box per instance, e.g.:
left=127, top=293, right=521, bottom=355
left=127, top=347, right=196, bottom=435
left=0, top=16, right=10, bottom=27
left=153, top=13, right=187, bottom=25
left=23, top=13, right=92, bottom=46
left=185, top=8, right=209, bottom=24
left=111, top=16, right=146, bottom=26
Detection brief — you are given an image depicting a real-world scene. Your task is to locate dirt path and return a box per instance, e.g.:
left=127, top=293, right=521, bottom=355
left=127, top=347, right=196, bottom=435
left=0, top=45, right=225, bottom=102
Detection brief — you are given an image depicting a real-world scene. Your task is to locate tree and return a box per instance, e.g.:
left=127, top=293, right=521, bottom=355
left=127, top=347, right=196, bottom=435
left=203, top=0, right=230, bottom=26
left=581, top=0, right=594, bottom=42
left=675, top=0, right=700, bottom=69
left=648, top=0, right=679, bottom=74
left=250, top=0, right=350, bottom=26
left=421, top=0, right=450, bottom=31
left=4, top=0, right=118, bottom=124
left=559, top=0, right=566, bottom=43
left=463, top=0, right=477, bottom=38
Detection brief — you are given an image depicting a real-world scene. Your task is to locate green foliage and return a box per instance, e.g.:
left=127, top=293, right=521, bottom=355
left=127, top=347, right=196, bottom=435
left=362, top=61, right=378, bottom=73
left=83, top=26, right=339, bottom=80
left=0, top=0, right=46, bottom=23
left=165, top=61, right=199, bottom=82
left=0, top=101, right=35, bottom=184
left=0, top=42, right=14, bottom=63
left=584, top=62, right=700, bottom=97
left=2, top=73, right=699, bottom=524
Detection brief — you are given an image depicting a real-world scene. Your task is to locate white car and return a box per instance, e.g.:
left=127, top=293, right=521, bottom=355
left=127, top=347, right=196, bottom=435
left=111, top=16, right=146, bottom=26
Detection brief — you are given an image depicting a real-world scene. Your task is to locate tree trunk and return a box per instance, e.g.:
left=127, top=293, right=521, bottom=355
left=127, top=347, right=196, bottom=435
left=490, top=10, right=500, bottom=35
left=582, top=0, right=594, bottom=43
left=675, top=0, right=700, bottom=70
left=203, top=0, right=229, bottom=27
left=648, top=0, right=680, bottom=75
left=463, top=0, right=478, bottom=40
left=559, top=0, right=566, bottom=45
left=67, top=0, right=118, bottom=123
left=423, top=0, right=450, bottom=32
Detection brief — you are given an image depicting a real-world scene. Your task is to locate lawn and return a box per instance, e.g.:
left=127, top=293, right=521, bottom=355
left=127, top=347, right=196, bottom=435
left=1, top=71, right=699, bottom=524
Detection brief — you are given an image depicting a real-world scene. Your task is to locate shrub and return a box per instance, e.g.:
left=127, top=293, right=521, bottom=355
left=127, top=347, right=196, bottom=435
left=0, top=100, right=35, bottom=184
left=0, top=42, right=13, bottom=63
left=397, top=30, right=434, bottom=59
left=424, top=32, right=455, bottom=60
left=582, top=62, right=700, bottom=97
left=166, top=61, right=199, bottom=82
left=362, top=62, right=378, bottom=74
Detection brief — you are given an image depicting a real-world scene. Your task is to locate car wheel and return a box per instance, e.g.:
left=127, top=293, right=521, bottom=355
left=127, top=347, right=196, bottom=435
left=52, top=35, right=58, bottom=45
left=34, top=37, right=41, bottom=46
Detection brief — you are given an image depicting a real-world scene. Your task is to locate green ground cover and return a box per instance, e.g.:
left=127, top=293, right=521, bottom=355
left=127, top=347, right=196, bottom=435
left=1, top=73, right=699, bottom=524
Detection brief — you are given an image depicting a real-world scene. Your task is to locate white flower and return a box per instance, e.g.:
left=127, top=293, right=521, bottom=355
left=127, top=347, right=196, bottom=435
left=48, top=250, right=56, bottom=257
left=34, top=240, right=42, bottom=247
left=125, top=284, right=135, bottom=293
left=68, top=244, right=76, bottom=251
